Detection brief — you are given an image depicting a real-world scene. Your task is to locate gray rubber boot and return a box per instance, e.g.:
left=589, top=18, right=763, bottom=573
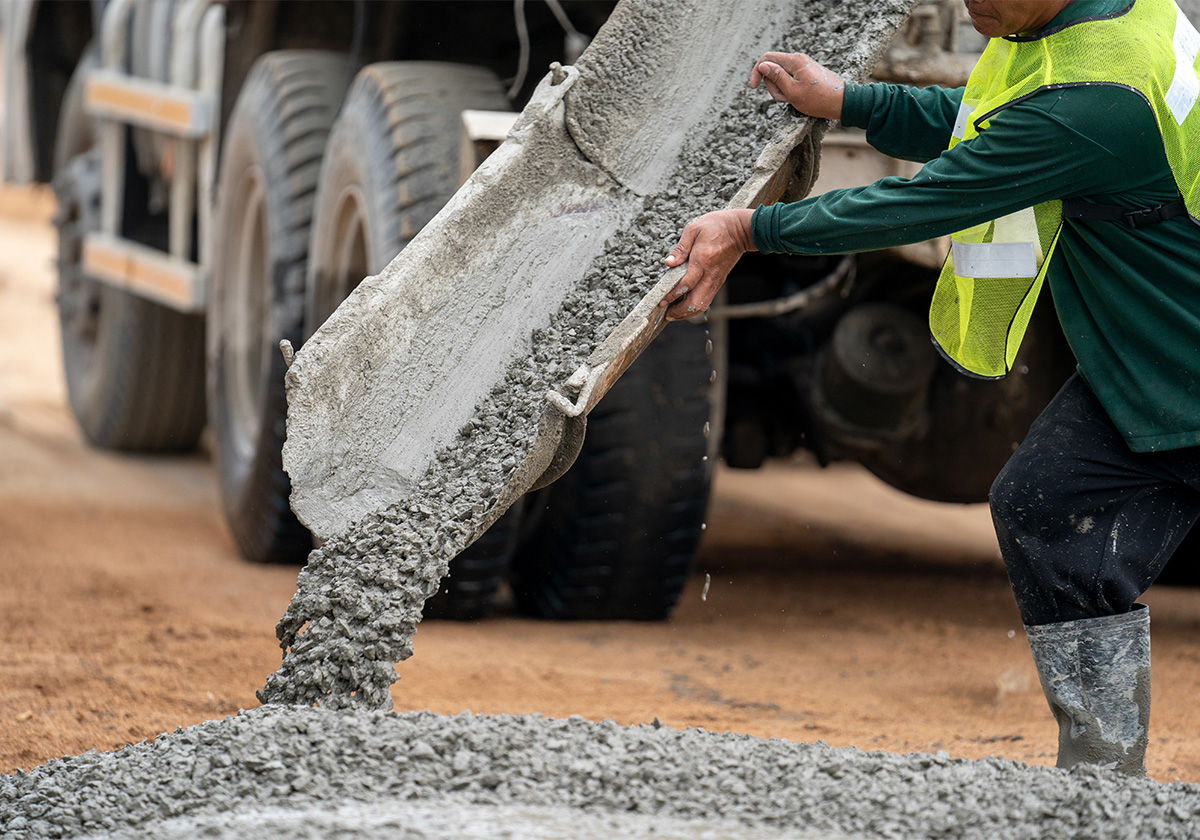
left=1024, top=604, right=1150, bottom=776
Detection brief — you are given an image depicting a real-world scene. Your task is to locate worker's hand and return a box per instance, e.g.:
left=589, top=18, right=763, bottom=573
left=659, top=209, right=756, bottom=322
left=749, top=52, right=845, bottom=121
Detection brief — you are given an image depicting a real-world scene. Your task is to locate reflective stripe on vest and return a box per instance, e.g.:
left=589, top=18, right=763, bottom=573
left=929, top=0, right=1200, bottom=379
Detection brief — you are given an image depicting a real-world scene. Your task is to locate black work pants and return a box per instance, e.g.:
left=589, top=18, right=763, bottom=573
left=990, top=373, right=1200, bottom=626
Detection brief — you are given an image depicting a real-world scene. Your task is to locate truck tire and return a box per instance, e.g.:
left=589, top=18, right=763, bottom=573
left=306, top=61, right=509, bottom=326
left=306, top=61, right=514, bottom=619
left=509, top=320, right=720, bottom=620
left=209, top=51, right=350, bottom=564
left=54, top=48, right=206, bottom=452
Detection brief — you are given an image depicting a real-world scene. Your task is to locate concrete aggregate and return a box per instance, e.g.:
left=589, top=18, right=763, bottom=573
left=3, top=707, right=1199, bottom=839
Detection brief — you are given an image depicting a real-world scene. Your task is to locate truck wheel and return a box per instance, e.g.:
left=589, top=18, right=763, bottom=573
left=54, top=48, right=206, bottom=451
left=307, top=61, right=514, bottom=619
left=509, top=321, right=721, bottom=620
left=209, top=51, right=350, bottom=564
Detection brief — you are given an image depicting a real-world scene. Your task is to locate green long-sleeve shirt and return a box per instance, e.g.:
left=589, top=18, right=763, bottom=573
left=751, top=0, right=1200, bottom=453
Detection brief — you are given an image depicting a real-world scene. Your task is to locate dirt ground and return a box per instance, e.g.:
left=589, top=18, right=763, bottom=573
left=3, top=185, right=1200, bottom=786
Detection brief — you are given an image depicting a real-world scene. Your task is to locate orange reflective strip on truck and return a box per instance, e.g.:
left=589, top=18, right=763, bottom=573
left=83, top=233, right=202, bottom=312
left=83, top=71, right=211, bottom=137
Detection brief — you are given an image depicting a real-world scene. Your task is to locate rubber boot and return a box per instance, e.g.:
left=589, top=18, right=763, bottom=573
left=1024, top=604, right=1150, bottom=776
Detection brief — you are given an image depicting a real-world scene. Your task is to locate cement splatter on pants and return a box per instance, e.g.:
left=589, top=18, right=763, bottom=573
left=991, top=374, right=1200, bottom=626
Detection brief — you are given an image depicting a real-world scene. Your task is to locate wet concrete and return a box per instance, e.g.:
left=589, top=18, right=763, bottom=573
left=3, top=707, right=1199, bottom=839
left=262, top=0, right=913, bottom=711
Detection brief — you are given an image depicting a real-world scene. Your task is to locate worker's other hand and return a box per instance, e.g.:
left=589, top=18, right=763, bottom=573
left=659, top=209, right=756, bottom=322
left=749, top=52, right=845, bottom=121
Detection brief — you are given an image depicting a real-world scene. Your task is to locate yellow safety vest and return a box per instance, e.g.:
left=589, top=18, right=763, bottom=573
left=930, top=0, right=1200, bottom=379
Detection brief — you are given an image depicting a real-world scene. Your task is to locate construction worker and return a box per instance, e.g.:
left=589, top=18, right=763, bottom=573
left=661, top=0, right=1200, bottom=776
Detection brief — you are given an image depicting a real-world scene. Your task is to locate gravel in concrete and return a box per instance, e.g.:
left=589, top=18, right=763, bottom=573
left=3, top=707, right=1199, bottom=839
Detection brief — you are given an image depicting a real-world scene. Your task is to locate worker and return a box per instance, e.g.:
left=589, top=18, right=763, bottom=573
left=660, top=0, right=1200, bottom=776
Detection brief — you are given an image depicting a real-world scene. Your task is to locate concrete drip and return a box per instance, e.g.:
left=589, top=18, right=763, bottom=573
left=3, top=707, right=1200, bottom=839
left=259, top=0, right=913, bottom=712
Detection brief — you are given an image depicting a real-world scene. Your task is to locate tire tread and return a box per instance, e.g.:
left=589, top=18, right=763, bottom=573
left=209, top=50, right=350, bottom=564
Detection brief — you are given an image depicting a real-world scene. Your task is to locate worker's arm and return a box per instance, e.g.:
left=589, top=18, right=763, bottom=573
left=662, top=84, right=1171, bottom=319
left=840, top=83, right=964, bottom=163
left=660, top=59, right=956, bottom=320
left=661, top=100, right=1064, bottom=319
left=751, top=85, right=1165, bottom=255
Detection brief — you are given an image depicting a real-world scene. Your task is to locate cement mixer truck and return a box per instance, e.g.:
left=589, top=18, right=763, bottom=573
left=6, top=0, right=1153, bottom=621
